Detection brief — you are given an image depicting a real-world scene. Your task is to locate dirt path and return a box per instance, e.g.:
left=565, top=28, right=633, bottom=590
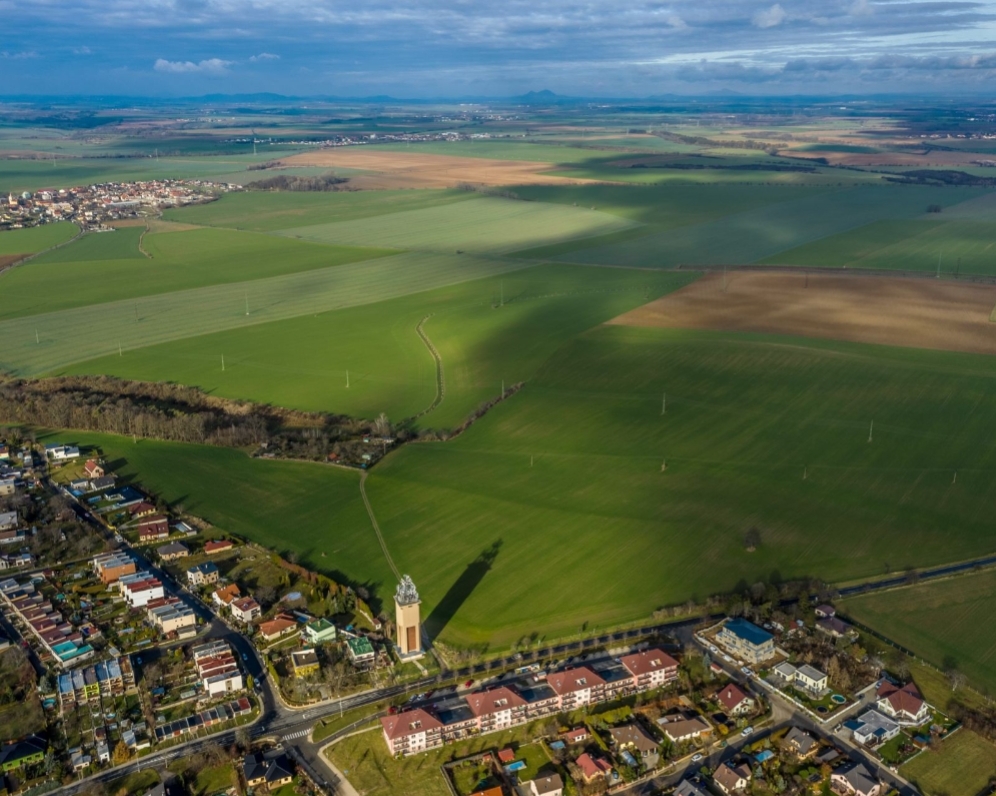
left=359, top=471, right=400, bottom=581
left=406, top=314, right=446, bottom=423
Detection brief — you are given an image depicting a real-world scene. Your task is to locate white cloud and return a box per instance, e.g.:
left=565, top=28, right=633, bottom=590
left=849, top=0, right=873, bottom=17
left=666, top=14, right=688, bottom=30
left=73, top=46, right=92, bottom=55
left=752, top=3, right=786, bottom=28
left=1, top=50, right=38, bottom=59
left=249, top=52, right=280, bottom=61
left=153, top=57, right=231, bottom=74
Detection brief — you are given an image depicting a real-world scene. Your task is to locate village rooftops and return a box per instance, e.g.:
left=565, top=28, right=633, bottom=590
left=723, top=618, right=773, bottom=646
left=716, top=683, right=751, bottom=712
left=620, top=647, right=679, bottom=678
left=380, top=708, right=443, bottom=740
left=548, top=665, right=606, bottom=694
left=576, top=752, right=612, bottom=780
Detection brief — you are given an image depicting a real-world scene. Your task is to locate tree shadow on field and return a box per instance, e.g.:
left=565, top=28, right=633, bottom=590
left=425, top=539, right=502, bottom=639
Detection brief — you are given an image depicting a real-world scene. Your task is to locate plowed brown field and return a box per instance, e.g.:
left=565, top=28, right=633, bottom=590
left=277, top=149, right=590, bottom=189
left=610, top=271, right=996, bottom=355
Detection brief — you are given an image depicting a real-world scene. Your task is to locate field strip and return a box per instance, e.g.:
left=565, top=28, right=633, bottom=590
left=359, top=471, right=400, bottom=581
left=0, top=252, right=535, bottom=376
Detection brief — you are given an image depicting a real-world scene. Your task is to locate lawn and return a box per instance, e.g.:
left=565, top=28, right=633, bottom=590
left=0, top=222, right=78, bottom=255
left=108, top=769, right=161, bottom=796
left=363, top=326, right=996, bottom=649
left=33, top=226, right=144, bottom=263
left=37, top=431, right=396, bottom=611
left=762, top=218, right=996, bottom=276
left=325, top=720, right=553, bottom=796
left=843, top=569, right=996, bottom=695
left=901, top=730, right=996, bottom=796
left=163, top=189, right=473, bottom=231
left=0, top=226, right=395, bottom=321
left=0, top=251, right=528, bottom=376
left=555, top=185, right=982, bottom=268
left=191, top=762, right=237, bottom=796
left=56, top=265, right=695, bottom=422
left=275, top=195, right=637, bottom=255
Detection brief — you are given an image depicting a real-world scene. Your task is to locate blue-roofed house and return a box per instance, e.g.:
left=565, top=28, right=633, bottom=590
left=716, top=618, right=775, bottom=664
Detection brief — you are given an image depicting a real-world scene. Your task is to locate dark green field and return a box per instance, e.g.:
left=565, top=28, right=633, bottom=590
left=0, top=222, right=78, bottom=255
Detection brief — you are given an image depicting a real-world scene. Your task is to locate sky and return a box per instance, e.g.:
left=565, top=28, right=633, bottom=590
left=3, top=0, right=996, bottom=97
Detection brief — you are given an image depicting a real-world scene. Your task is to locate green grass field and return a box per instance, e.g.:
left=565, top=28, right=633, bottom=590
left=41, top=431, right=394, bottom=601
left=555, top=185, right=982, bottom=268
left=164, top=189, right=473, bottom=231
left=363, top=326, right=996, bottom=648
left=58, top=265, right=695, bottom=422
left=0, top=227, right=395, bottom=322
left=0, top=222, right=78, bottom=255
left=763, top=218, right=996, bottom=276
left=33, top=225, right=144, bottom=263
left=843, top=570, right=996, bottom=695
left=277, top=196, right=636, bottom=254
left=901, top=730, right=996, bottom=796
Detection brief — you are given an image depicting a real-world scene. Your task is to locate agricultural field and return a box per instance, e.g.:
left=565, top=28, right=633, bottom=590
left=0, top=221, right=77, bottom=255
left=843, top=569, right=996, bottom=695
left=164, top=189, right=473, bottom=231
left=0, top=227, right=396, bottom=321
left=58, top=265, right=695, bottom=422
left=32, top=225, right=144, bottom=263
left=37, top=431, right=393, bottom=604
left=901, top=729, right=996, bottom=796
left=277, top=195, right=636, bottom=254
left=763, top=217, right=996, bottom=277
left=554, top=185, right=983, bottom=268
left=364, top=326, right=996, bottom=648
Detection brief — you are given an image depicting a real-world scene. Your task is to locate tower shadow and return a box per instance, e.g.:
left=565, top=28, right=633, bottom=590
left=426, top=540, right=502, bottom=639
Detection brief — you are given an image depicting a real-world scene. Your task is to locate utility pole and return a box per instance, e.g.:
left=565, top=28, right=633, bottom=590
left=222, top=355, right=225, bottom=372
left=346, top=370, right=349, bottom=388
left=35, top=330, right=39, bottom=345
left=245, top=290, right=249, bottom=316
left=661, top=392, right=666, bottom=415
left=868, top=420, right=873, bottom=443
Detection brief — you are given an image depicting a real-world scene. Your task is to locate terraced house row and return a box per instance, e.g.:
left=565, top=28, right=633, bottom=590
left=380, top=648, right=679, bottom=756
left=57, top=656, right=136, bottom=714
left=0, top=576, right=95, bottom=666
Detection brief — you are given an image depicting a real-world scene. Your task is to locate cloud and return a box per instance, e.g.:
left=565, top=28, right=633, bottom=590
left=153, top=57, right=231, bottom=74
left=249, top=52, right=280, bottom=61
left=848, top=0, right=873, bottom=17
left=752, top=3, right=786, bottom=28
left=72, top=46, right=92, bottom=55
left=1, top=50, right=38, bottom=59
left=665, top=14, right=688, bottom=30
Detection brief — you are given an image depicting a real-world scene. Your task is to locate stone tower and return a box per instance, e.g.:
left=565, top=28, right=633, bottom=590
left=394, top=574, right=423, bottom=659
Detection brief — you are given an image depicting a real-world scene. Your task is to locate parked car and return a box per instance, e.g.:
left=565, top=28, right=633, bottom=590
left=387, top=706, right=398, bottom=714
left=691, top=754, right=704, bottom=763
left=741, top=726, right=754, bottom=737
left=464, top=679, right=474, bottom=688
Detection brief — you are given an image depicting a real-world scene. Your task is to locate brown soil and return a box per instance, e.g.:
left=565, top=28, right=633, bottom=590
left=610, top=271, right=996, bottom=356
left=779, top=149, right=988, bottom=168
left=278, top=149, right=593, bottom=189
left=0, top=254, right=25, bottom=271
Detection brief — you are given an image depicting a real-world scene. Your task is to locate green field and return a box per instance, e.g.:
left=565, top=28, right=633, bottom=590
left=554, top=185, right=982, bottom=268
left=0, top=222, right=78, bottom=255
left=763, top=218, right=996, bottom=276
left=362, top=326, right=996, bottom=648
left=33, top=225, right=144, bottom=263
left=843, top=570, right=996, bottom=694
left=901, top=730, right=996, bottom=796
left=41, top=431, right=393, bottom=601
left=277, top=196, right=637, bottom=254
left=164, top=189, right=473, bottom=232
left=59, top=265, right=695, bottom=422
left=0, top=227, right=396, bottom=321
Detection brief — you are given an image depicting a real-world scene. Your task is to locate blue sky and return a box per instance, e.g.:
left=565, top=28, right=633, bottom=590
left=4, top=0, right=996, bottom=96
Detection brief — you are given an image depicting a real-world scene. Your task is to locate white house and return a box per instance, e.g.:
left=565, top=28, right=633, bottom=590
left=851, top=710, right=900, bottom=747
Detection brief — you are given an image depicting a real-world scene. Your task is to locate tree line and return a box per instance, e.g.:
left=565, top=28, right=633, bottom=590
left=247, top=172, right=351, bottom=191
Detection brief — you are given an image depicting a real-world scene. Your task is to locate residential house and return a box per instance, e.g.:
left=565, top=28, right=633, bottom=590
left=876, top=681, right=929, bottom=725
left=243, top=751, right=294, bottom=788
left=89, top=475, right=116, bottom=492
left=302, top=617, right=337, bottom=645
left=831, top=761, right=883, bottom=796
left=620, top=648, right=680, bottom=691
left=380, top=708, right=444, bottom=755
left=147, top=597, right=196, bottom=635
left=258, top=612, right=298, bottom=643
left=547, top=665, right=607, bottom=710
left=523, top=774, right=564, bottom=796
left=118, top=573, right=164, bottom=608
left=851, top=710, right=901, bottom=746
left=675, top=780, right=710, bottom=796
left=714, top=762, right=752, bottom=795
left=783, top=727, right=819, bottom=758
left=0, top=552, right=34, bottom=569
left=93, top=551, right=136, bottom=584
left=346, top=635, right=376, bottom=665
left=0, top=735, right=46, bottom=772
left=203, top=539, right=234, bottom=555
left=83, top=460, right=104, bottom=479
left=564, top=726, right=589, bottom=745
left=290, top=649, right=320, bottom=678
left=212, top=583, right=241, bottom=609
left=716, top=684, right=755, bottom=716
left=0, top=477, right=15, bottom=497
left=156, top=542, right=189, bottom=562
left=815, top=605, right=836, bottom=619
left=773, top=662, right=829, bottom=696
left=575, top=753, right=613, bottom=784
left=661, top=715, right=711, bottom=744
left=609, top=722, right=660, bottom=769
left=466, top=686, right=527, bottom=733
left=0, top=512, right=18, bottom=533
left=186, top=561, right=219, bottom=587
left=716, top=618, right=775, bottom=664
left=129, top=502, right=157, bottom=519
left=191, top=640, right=244, bottom=696
left=231, top=596, right=261, bottom=624
left=137, top=517, right=169, bottom=543
left=45, top=444, right=80, bottom=461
